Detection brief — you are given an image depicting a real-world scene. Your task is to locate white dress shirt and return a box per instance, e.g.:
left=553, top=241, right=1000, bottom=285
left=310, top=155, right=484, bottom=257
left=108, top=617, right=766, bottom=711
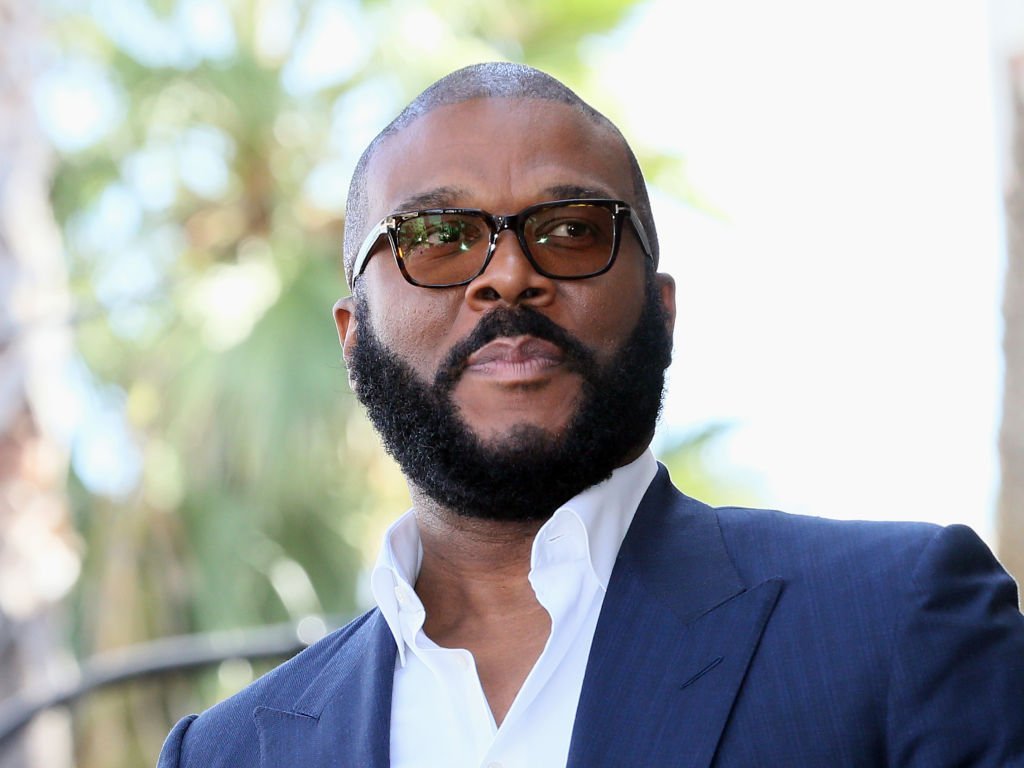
left=370, top=449, right=658, bottom=768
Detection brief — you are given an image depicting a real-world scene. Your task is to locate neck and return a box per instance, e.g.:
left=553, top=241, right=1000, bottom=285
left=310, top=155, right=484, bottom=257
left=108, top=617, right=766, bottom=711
left=408, top=487, right=549, bottom=623
left=406, top=443, right=650, bottom=598
left=411, top=488, right=545, bottom=578
left=406, top=489, right=553, bottom=725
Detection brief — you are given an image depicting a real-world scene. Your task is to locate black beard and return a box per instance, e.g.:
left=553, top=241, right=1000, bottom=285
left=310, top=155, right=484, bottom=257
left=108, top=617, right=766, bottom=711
left=348, top=276, right=672, bottom=521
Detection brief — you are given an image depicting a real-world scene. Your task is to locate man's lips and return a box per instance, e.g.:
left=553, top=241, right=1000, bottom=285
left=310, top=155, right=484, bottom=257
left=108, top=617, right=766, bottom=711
left=463, top=335, right=566, bottom=379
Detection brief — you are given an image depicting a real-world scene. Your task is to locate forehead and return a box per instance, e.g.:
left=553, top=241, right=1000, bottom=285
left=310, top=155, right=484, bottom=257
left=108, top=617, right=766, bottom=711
left=364, top=97, right=634, bottom=224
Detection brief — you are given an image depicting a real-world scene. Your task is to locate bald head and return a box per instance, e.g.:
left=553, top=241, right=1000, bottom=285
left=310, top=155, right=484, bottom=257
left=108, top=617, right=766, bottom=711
left=342, top=62, right=659, bottom=287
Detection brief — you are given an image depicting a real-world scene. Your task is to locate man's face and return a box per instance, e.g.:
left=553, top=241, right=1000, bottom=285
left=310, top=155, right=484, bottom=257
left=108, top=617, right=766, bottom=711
left=336, top=97, right=676, bottom=517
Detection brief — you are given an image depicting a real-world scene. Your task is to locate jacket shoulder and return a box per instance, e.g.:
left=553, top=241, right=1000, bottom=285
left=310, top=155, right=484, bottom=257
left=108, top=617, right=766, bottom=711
left=658, top=479, right=1024, bottom=764
left=709, top=501, right=947, bottom=584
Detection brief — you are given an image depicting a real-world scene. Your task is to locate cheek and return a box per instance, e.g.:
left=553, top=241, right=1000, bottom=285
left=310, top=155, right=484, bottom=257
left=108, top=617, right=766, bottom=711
left=563, top=271, right=647, bottom=357
left=366, top=280, right=464, bottom=377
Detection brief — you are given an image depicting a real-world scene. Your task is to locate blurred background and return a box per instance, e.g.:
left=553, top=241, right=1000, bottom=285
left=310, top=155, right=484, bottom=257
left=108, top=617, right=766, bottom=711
left=0, top=0, right=1022, bottom=765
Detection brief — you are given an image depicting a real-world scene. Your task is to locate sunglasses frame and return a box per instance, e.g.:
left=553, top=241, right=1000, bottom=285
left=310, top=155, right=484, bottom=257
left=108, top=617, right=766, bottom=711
left=350, top=198, right=653, bottom=289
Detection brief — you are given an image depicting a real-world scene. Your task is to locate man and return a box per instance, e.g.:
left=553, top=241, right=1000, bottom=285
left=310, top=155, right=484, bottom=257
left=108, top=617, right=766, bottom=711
left=159, top=63, right=1024, bottom=767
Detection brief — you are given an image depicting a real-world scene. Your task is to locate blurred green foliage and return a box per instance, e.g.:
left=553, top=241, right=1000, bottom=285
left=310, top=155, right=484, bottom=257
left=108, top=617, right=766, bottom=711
left=42, top=0, right=741, bottom=765
left=658, top=424, right=761, bottom=509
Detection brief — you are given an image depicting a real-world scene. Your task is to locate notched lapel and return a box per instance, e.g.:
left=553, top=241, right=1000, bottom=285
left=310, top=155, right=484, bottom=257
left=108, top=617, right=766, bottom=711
left=568, top=578, right=782, bottom=768
left=567, top=468, right=784, bottom=768
left=670, top=579, right=782, bottom=765
left=255, top=706, right=391, bottom=768
left=254, top=612, right=395, bottom=768
left=255, top=708, right=324, bottom=767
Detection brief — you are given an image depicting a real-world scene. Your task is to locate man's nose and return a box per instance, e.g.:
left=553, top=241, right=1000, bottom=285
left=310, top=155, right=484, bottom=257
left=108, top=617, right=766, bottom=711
left=464, top=230, right=557, bottom=309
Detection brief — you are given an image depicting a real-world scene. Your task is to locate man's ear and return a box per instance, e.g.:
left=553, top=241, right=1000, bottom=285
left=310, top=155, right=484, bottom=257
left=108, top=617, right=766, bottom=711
left=655, top=272, right=677, bottom=339
left=333, top=296, right=358, bottom=368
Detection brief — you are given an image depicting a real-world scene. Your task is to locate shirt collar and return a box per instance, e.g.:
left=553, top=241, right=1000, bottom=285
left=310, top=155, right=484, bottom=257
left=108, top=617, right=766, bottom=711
left=370, top=449, right=658, bottom=663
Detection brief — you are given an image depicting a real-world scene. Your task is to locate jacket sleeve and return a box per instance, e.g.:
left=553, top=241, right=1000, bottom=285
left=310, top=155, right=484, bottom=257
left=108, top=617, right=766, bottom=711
left=887, top=524, right=1024, bottom=766
left=157, top=714, right=198, bottom=768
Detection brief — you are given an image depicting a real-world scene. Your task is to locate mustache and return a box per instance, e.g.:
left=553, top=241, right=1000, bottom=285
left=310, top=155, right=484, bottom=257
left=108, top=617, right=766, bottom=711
left=433, top=306, right=598, bottom=393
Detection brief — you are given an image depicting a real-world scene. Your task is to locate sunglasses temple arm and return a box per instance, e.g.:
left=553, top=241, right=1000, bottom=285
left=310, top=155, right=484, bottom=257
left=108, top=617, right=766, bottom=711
left=350, top=220, right=392, bottom=288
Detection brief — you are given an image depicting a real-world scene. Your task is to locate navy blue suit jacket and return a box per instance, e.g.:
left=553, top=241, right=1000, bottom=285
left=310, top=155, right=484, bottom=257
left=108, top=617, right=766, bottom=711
left=158, top=466, right=1024, bottom=766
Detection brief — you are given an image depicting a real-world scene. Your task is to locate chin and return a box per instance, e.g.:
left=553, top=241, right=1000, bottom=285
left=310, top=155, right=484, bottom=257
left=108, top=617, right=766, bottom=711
left=475, top=421, right=568, bottom=453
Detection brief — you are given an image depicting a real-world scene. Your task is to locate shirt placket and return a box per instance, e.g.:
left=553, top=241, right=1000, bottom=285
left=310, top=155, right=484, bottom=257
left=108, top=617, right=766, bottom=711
left=480, top=516, right=602, bottom=767
left=396, top=581, right=497, bottom=765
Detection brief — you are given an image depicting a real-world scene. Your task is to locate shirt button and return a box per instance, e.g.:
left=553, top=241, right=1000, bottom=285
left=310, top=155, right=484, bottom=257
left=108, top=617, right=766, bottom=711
left=394, top=584, right=414, bottom=607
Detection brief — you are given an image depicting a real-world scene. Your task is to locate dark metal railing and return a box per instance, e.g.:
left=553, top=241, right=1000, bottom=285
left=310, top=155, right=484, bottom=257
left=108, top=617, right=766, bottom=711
left=0, top=615, right=345, bottom=748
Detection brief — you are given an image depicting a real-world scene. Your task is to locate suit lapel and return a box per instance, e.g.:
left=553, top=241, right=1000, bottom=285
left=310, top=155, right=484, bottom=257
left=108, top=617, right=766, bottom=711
left=254, top=468, right=781, bottom=767
left=567, top=467, right=783, bottom=768
left=255, top=611, right=395, bottom=768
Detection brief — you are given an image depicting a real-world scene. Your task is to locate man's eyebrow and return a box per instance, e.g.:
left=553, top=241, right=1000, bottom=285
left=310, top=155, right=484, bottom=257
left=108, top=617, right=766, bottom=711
left=393, top=187, right=467, bottom=212
left=392, top=184, right=619, bottom=214
left=543, top=184, right=618, bottom=200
